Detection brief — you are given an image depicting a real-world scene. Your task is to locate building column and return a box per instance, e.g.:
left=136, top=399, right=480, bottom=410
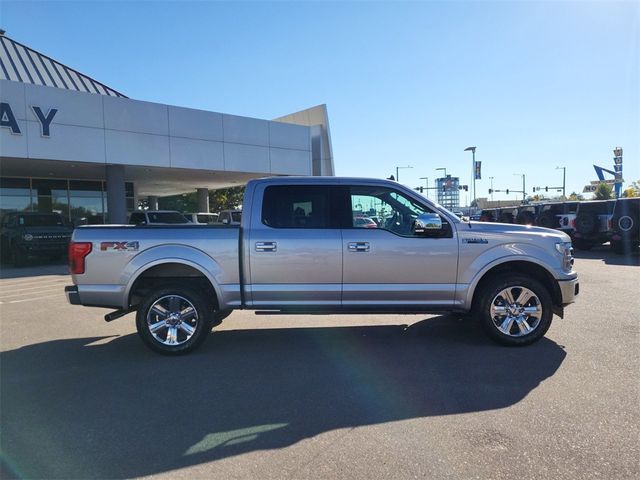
left=105, top=164, right=127, bottom=224
left=148, top=196, right=159, bottom=210
left=197, top=188, right=209, bottom=212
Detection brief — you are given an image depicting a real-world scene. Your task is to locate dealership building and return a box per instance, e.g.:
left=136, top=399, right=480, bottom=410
left=0, top=32, right=334, bottom=223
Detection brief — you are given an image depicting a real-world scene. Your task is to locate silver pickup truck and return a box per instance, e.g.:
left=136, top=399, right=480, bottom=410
left=66, top=177, right=579, bottom=354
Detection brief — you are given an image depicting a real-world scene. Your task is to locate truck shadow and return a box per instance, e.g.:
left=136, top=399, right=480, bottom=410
left=0, top=316, right=566, bottom=479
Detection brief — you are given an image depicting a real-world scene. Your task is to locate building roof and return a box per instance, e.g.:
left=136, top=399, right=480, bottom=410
left=0, top=32, right=126, bottom=98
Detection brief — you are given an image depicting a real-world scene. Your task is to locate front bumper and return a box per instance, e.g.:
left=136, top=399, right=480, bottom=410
left=558, top=276, right=579, bottom=305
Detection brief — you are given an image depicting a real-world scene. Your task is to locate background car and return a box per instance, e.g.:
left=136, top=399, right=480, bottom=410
left=609, top=198, right=640, bottom=254
left=0, top=212, right=72, bottom=266
left=129, top=210, right=191, bottom=225
left=353, top=216, right=378, bottom=228
left=217, top=210, right=242, bottom=225
left=184, top=212, right=219, bottom=225
left=572, top=200, right=616, bottom=250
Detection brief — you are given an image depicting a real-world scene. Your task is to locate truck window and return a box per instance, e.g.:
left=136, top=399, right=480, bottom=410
left=349, top=186, right=436, bottom=236
left=262, top=186, right=332, bottom=228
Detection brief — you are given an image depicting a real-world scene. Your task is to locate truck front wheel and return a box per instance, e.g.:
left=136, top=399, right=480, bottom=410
left=476, top=275, right=553, bottom=346
left=136, top=285, right=212, bottom=355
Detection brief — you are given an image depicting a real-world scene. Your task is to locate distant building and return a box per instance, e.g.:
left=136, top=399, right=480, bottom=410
left=436, top=175, right=460, bottom=210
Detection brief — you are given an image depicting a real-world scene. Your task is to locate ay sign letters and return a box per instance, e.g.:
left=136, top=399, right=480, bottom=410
left=0, top=102, right=58, bottom=137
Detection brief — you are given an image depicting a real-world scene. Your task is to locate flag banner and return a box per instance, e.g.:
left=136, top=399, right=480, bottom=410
left=474, top=161, right=481, bottom=180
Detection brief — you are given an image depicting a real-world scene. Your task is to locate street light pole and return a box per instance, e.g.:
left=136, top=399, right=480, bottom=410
left=395, top=165, right=412, bottom=183
left=464, top=147, right=477, bottom=207
left=556, top=166, right=566, bottom=198
left=514, top=173, right=526, bottom=202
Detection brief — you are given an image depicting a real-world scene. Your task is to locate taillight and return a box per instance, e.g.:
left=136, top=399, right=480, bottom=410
left=570, top=218, right=576, bottom=228
left=69, top=242, right=92, bottom=274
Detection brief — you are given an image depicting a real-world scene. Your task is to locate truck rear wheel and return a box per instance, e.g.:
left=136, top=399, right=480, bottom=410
left=136, top=285, right=212, bottom=355
left=476, top=275, right=553, bottom=346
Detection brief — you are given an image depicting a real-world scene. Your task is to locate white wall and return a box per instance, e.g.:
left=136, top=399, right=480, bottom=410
left=0, top=80, right=312, bottom=176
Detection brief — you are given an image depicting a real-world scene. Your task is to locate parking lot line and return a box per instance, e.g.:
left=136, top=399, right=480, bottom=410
left=0, top=281, right=69, bottom=295
left=4, top=293, right=63, bottom=304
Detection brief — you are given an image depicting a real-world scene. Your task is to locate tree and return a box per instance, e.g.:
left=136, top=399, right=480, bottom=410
left=209, top=186, right=245, bottom=212
left=594, top=182, right=613, bottom=200
left=568, top=192, right=584, bottom=201
left=622, top=180, right=640, bottom=198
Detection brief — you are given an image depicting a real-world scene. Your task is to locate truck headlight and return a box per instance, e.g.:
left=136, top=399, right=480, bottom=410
left=555, top=241, right=574, bottom=272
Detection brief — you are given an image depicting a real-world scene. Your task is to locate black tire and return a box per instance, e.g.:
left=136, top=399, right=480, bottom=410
left=211, top=309, right=233, bottom=329
left=475, top=274, right=553, bottom=346
left=136, top=285, right=213, bottom=355
left=575, top=212, right=597, bottom=235
left=11, top=245, right=27, bottom=267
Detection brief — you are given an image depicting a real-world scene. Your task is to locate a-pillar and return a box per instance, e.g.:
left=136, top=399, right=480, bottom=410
left=148, top=196, right=159, bottom=210
left=105, top=164, right=127, bottom=224
left=197, top=188, right=209, bottom=212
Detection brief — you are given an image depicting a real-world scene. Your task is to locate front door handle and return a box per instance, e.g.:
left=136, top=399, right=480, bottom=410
left=348, top=242, right=370, bottom=252
left=255, top=241, right=277, bottom=252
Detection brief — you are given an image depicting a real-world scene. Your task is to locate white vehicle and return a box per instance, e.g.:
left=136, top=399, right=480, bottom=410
left=128, top=210, right=190, bottom=225
left=184, top=212, right=219, bottom=225
left=217, top=209, right=242, bottom=225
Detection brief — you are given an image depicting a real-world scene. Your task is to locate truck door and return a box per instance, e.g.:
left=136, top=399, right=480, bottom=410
left=340, top=184, right=458, bottom=308
left=247, top=184, right=343, bottom=308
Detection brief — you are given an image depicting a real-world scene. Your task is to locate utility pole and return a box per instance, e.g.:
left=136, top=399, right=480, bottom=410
left=464, top=147, right=477, bottom=207
left=489, top=176, right=494, bottom=201
left=556, top=166, right=566, bottom=198
left=395, top=165, right=412, bottom=183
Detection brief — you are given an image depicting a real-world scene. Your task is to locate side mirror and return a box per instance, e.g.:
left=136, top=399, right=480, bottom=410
left=413, top=213, right=442, bottom=235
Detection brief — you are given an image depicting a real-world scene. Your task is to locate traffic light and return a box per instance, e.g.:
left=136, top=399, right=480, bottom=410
left=545, top=186, right=548, bottom=192
left=488, top=188, right=493, bottom=194
left=463, top=185, right=468, bottom=191
left=419, top=186, right=424, bottom=193
left=533, top=187, right=537, bottom=192
left=506, top=189, right=510, bottom=195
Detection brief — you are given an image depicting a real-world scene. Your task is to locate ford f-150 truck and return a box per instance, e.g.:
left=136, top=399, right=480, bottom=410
left=66, top=177, right=579, bottom=355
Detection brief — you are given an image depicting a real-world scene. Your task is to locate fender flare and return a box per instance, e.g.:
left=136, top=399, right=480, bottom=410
left=463, top=253, right=560, bottom=308
left=122, top=245, right=224, bottom=308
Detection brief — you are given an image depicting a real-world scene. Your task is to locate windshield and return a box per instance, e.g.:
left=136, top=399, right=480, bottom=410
left=147, top=212, right=189, bottom=224
left=18, top=214, right=65, bottom=227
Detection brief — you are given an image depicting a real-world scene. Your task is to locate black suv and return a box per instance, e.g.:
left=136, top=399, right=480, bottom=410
left=609, top=198, right=640, bottom=254
left=0, top=212, right=73, bottom=266
left=572, top=200, right=616, bottom=250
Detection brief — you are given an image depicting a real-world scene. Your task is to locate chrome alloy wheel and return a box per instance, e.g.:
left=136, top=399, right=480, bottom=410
left=146, top=295, right=199, bottom=346
left=489, top=286, right=543, bottom=337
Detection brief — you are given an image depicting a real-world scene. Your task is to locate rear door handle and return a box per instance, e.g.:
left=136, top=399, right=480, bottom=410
left=255, top=241, right=277, bottom=252
left=348, top=242, right=370, bottom=252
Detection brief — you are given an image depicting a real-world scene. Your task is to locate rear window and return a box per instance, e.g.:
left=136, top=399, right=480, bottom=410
left=231, top=212, right=242, bottom=223
left=18, top=214, right=65, bottom=227
left=262, top=186, right=333, bottom=228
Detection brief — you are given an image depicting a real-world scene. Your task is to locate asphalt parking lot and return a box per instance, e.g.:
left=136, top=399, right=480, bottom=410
left=1, top=248, right=639, bottom=480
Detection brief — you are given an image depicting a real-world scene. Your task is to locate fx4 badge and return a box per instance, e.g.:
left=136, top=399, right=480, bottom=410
left=100, top=241, right=139, bottom=252
left=462, top=238, right=488, bottom=244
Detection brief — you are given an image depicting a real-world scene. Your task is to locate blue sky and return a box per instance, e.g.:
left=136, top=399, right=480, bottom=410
left=1, top=0, right=638, bottom=203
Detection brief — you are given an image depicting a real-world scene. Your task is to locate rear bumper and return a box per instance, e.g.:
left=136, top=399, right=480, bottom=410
left=65, top=285, right=81, bottom=305
left=558, top=276, right=579, bottom=306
